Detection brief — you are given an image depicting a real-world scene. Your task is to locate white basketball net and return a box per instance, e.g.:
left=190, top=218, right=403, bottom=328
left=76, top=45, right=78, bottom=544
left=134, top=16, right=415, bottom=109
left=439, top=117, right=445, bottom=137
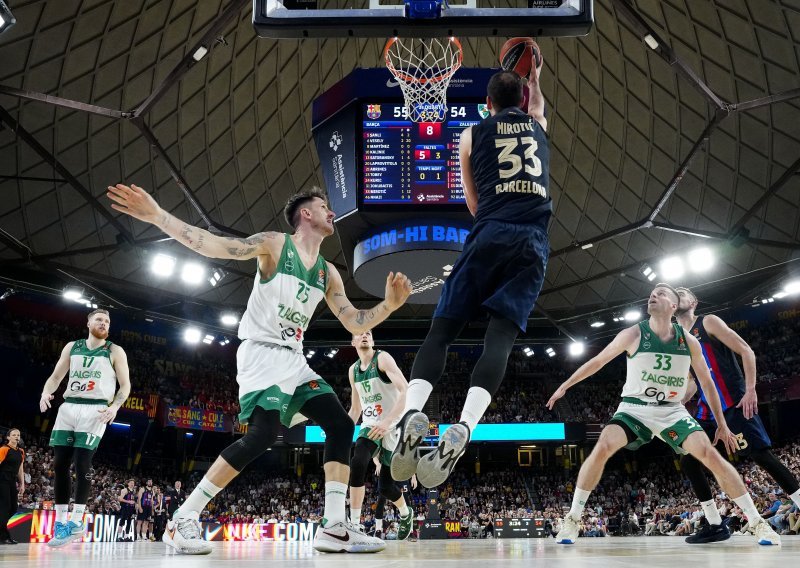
left=384, top=37, right=463, bottom=123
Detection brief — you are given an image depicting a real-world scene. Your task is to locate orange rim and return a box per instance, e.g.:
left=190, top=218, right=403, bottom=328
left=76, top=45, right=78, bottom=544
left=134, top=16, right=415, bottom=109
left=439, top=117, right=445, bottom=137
left=383, top=37, right=463, bottom=85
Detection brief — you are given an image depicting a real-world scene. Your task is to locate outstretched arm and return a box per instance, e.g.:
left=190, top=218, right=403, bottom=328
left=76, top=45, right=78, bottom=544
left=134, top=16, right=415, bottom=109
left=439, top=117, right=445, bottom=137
left=324, top=264, right=411, bottom=335
left=527, top=41, right=547, bottom=132
left=703, top=315, right=758, bottom=419
left=107, top=183, right=281, bottom=261
left=546, top=326, right=639, bottom=409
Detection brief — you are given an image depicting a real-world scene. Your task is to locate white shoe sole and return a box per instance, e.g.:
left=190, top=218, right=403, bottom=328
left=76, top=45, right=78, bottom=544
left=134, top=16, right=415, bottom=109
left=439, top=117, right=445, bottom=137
left=416, top=423, right=468, bottom=488
left=162, top=529, right=212, bottom=555
left=390, top=411, right=429, bottom=481
left=313, top=540, right=386, bottom=553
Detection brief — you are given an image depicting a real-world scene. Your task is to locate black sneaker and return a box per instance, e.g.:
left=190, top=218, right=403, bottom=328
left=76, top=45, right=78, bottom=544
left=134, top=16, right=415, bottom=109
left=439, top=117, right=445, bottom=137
left=685, top=523, right=730, bottom=544
left=416, top=421, right=470, bottom=488
left=390, top=410, right=429, bottom=481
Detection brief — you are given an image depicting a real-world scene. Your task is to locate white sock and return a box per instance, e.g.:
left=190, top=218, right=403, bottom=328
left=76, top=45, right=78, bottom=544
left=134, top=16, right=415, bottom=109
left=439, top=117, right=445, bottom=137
left=69, top=504, right=86, bottom=524
left=398, top=503, right=410, bottom=517
left=459, top=387, right=492, bottom=432
left=55, top=504, right=69, bottom=524
left=350, top=507, right=361, bottom=523
left=323, top=481, right=347, bottom=525
left=732, top=493, right=762, bottom=523
left=701, top=499, right=722, bottom=525
left=569, top=488, right=591, bottom=520
left=175, top=477, right=222, bottom=519
left=375, top=518, right=384, bottom=530
left=789, top=488, right=800, bottom=509
left=404, top=379, right=434, bottom=414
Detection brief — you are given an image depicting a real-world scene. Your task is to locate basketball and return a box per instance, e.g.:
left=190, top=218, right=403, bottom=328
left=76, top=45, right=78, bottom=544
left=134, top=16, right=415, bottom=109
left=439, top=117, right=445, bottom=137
left=499, top=37, right=541, bottom=78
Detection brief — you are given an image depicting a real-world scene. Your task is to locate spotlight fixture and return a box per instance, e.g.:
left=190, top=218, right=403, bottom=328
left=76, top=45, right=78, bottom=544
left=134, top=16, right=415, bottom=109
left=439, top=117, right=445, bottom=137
left=623, top=308, right=642, bottom=322
left=209, top=268, right=226, bottom=287
left=687, top=247, right=714, bottom=273
left=151, top=254, right=176, bottom=277
left=220, top=313, right=239, bottom=326
left=659, top=256, right=685, bottom=281
left=568, top=342, right=585, bottom=357
left=640, top=264, right=657, bottom=282
left=62, top=287, right=84, bottom=302
left=589, top=318, right=605, bottom=328
left=785, top=280, right=800, bottom=295
left=192, top=45, right=209, bottom=62
left=611, top=312, right=624, bottom=323
left=184, top=328, right=201, bottom=344
left=0, top=288, right=15, bottom=301
left=0, top=1, right=17, bottom=36
left=325, top=348, right=339, bottom=359
left=522, top=346, right=534, bottom=357
left=305, top=349, right=316, bottom=359
left=219, top=337, right=231, bottom=346
left=181, top=262, right=205, bottom=285
left=545, top=347, right=556, bottom=358
left=202, top=334, right=215, bottom=345
left=772, top=291, right=788, bottom=300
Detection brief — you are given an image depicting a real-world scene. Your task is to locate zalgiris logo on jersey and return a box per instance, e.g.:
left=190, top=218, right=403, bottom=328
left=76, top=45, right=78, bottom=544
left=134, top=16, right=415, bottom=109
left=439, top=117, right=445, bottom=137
left=477, top=104, right=489, bottom=119
left=277, top=303, right=310, bottom=328
left=640, top=371, right=684, bottom=386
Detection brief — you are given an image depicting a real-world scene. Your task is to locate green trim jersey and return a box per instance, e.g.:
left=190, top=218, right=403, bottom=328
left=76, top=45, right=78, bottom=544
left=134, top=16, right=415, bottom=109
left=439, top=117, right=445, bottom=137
left=67, top=339, right=117, bottom=403
left=352, top=351, right=400, bottom=427
left=621, top=321, right=692, bottom=404
left=238, top=234, right=329, bottom=350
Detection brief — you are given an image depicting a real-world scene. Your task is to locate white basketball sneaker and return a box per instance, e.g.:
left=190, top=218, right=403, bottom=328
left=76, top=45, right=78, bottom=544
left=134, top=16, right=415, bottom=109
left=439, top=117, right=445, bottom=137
left=162, top=511, right=212, bottom=555
left=313, top=521, right=386, bottom=553
left=752, top=518, right=781, bottom=546
left=556, top=515, right=580, bottom=544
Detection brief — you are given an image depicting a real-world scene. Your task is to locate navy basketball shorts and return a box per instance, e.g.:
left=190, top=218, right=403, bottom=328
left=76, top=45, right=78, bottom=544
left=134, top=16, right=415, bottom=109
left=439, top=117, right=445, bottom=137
left=433, top=219, right=548, bottom=332
left=698, top=406, right=772, bottom=456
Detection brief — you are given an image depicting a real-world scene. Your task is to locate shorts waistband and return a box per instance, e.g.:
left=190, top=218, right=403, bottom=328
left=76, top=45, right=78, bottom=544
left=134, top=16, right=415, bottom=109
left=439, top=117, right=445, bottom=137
left=245, top=339, right=297, bottom=352
left=621, top=397, right=679, bottom=407
left=64, top=397, right=110, bottom=406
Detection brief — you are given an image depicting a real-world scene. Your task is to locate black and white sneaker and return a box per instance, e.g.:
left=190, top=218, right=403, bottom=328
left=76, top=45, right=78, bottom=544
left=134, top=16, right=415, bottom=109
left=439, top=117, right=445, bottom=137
left=416, top=421, right=470, bottom=488
left=390, top=410, right=429, bottom=481
left=685, top=523, right=730, bottom=544
left=313, top=521, right=386, bottom=553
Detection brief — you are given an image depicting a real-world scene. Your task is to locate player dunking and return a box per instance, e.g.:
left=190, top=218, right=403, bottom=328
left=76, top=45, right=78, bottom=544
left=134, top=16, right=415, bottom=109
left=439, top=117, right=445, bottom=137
left=107, top=183, right=411, bottom=554
left=347, top=330, right=414, bottom=541
left=391, top=45, right=551, bottom=488
left=39, top=309, right=132, bottom=548
left=675, top=287, right=800, bottom=543
left=546, top=284, right=780, bottom=546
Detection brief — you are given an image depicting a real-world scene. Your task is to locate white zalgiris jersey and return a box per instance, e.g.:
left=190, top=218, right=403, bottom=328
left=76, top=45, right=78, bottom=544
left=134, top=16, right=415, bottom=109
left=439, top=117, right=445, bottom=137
left=352, top=351, right=401, bottom=427
left=67, top=339, right=117, bottom=403
left=621, top=321, right=693, bottom=404
left=238, top=234, right=329, bottom=350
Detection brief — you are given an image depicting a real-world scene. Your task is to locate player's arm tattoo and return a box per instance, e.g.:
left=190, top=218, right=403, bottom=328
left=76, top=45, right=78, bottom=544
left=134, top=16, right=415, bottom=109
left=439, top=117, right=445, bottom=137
left=355, top=303, right=390, bottom=326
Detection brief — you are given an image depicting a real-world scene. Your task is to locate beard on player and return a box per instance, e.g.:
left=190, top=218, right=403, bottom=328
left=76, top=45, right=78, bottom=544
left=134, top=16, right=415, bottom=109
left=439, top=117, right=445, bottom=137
left=89, top=322, right=109, bottom=339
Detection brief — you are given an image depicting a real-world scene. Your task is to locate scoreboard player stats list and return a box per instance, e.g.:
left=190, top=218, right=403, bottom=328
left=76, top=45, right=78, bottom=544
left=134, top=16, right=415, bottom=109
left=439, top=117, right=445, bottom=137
left=362, top=103, right=485, bottom=205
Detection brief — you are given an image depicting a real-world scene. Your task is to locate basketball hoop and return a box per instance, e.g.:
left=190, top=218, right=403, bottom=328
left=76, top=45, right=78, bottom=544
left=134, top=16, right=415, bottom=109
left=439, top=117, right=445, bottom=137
left=384, top=36, right=463, bottom=123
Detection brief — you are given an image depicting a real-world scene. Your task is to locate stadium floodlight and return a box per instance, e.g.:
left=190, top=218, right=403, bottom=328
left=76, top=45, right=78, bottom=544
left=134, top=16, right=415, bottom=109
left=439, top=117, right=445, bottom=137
left=0, top=2, right=17, bottom=36
left=545, top=347, right=556, bottom=358
left=589, top=318, right=605, bottom=328
left=522, top=346, right=534, bottom=357
left=209, top=268, right=226, bottom=286
left=181, top=262, right=205, bottom=285
left=784, top=280, right=800, bottom=295
left=568, top=342, right=585, bottom=357
left=687, top=247, right=714, bottom=273
left=305, top=349, right=316, bottom=359
left=640, top=264, right=657, bottom=282
left=63, top=287, right=84, bottom=302
left=219, top=337, right=231, bottom=346
left=325, top=348, right=339, bottom=359
left=203, top=334, right=215, bottom=345
left=659, top=256, right=685, bottom=281
left=184, top=328, right=201, bottom=344
left=151, top=254, right=176, bottom=277
left=772, top=291, right=788, bottom=300
left=624, top=308, right=642, bottom=322
left=220, top=313, right=239, bottom=326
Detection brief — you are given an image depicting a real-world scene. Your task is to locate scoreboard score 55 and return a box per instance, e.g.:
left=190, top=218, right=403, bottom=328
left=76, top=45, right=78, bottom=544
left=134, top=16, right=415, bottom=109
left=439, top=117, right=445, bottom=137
left=362, top=102, right=489, bottom=205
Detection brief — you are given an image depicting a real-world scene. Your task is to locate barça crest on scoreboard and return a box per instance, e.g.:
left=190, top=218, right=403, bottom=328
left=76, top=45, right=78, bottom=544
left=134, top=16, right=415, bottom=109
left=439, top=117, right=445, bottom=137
left=367, top=104, right=382, bottom=119
left=477, top=104, right=490, bottom=119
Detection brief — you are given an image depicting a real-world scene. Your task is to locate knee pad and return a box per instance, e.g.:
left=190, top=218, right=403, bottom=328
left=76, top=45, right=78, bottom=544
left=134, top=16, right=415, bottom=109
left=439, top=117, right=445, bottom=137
left=349, top=440, right=374, bottom=487
left=323, top=416, right=355, bottom=466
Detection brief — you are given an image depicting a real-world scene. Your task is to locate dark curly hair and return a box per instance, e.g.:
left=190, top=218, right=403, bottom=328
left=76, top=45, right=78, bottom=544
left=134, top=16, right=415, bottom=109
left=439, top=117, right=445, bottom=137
left=284, top=187, right=329, bottom=230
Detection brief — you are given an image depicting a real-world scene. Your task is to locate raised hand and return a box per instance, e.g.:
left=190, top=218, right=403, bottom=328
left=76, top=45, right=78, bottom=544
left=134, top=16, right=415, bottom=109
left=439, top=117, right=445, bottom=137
left=107, top=184, right=162, bottom=224
left=384, top=271, right=412, bottom=310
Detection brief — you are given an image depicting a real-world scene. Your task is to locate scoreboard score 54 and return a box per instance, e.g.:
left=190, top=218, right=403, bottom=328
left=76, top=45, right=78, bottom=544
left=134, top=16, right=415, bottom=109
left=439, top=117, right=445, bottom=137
left=362, top=102, right=488, bottom=205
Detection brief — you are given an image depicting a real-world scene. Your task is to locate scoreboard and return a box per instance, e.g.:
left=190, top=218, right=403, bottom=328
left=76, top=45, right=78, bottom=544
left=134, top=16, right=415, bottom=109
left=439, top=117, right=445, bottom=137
left=362, top=103, right=486, bottom=205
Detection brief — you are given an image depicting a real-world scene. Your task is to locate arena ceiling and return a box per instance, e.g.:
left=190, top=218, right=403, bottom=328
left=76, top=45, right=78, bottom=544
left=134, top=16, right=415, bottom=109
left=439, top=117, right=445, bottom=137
left=1, top=0, right=799, bottom=345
